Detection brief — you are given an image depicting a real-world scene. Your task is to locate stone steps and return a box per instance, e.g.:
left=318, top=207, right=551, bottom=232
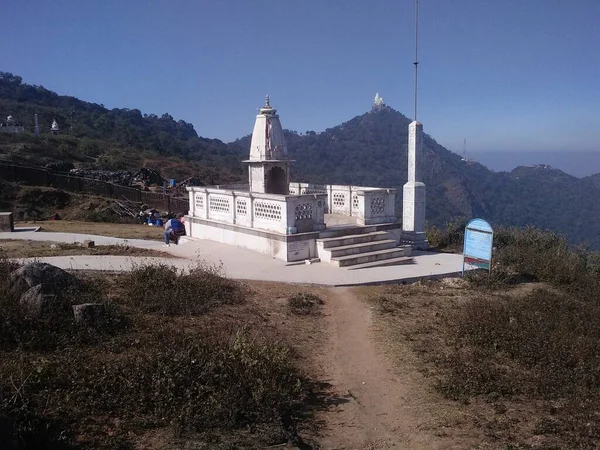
left=316, top=226, right=411, bottom=269
left=318, top=226, right=380, bottom=240
left=330, top=247, right=410, bottom=268
left=316, top=231, right=389, bottom=249
left=325, top=239, right=397, bottom=261
left=346, top=255, right=414, bottom=270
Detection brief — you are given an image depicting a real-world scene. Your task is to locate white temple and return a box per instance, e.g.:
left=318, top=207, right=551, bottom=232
left=0, top=115, right=24, bottom=134
left=186, top=96, right=411, bottom=267
left=373, top=92, right=385, bottom=109
left=51, top=118, right=59, bottom=135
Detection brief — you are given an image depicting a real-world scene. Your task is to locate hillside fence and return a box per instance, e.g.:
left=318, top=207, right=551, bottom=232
left=0, top=163, right=189, bottom=213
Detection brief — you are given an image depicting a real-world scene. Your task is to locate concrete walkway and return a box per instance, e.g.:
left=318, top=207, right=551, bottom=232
left=0, top=231, right=465, bottom=286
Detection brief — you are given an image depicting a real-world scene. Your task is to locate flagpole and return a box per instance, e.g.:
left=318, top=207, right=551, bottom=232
left=414, top=0, right=419, bottom=122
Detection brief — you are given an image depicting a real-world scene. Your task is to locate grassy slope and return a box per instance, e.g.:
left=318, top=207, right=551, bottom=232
left=0, top=261, right=328, bottom=448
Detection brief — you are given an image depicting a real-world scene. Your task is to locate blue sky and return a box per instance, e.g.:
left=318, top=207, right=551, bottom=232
left=1, top=0, right=599, bottom=155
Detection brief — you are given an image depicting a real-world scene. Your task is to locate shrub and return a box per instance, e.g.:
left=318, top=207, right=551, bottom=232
left=0, top=328, right=306, bottom=447
left=287, top=293, right=324, bottom=315
left=119, top=263, right=244, bottom=315
left=426, top=217, right=467, bottom=250
left=439, top=288, right=600, bottom=445
left=465, top=226, right=599, bottom=295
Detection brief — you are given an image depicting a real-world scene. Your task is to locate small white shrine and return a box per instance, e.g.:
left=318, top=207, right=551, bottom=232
left=0, top=115, right=25, bottom=134
left=51, top=118, right=60, bottom=135
left=186, top=97, right=415, bottom=267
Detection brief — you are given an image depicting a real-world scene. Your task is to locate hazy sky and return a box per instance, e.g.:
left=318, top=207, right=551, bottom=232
left=2, top=0, right=599, bottom=154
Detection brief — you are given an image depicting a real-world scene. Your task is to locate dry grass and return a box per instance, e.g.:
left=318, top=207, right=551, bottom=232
left=287, top=292, right=324, bottom=316
left=0, top=239, right=173, bottom=258
left=0, top=261, right=327, bottom=449
left=16, top=220, right=164, bottom=240
left=361, top=277, right=600, bottom=449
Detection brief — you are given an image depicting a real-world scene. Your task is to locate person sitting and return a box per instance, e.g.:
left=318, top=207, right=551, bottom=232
left=163, top=213, right=186, bottom=246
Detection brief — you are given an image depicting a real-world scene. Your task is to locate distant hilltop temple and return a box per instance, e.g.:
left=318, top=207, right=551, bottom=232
left=0, top=115, right=25, bottom=134
left=372, top=92, right=385, bottom=111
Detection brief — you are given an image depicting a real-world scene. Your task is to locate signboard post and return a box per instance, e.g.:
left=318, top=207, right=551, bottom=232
left=462, top=218, right=493, bottom=277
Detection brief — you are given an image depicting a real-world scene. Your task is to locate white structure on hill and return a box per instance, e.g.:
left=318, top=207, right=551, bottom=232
left=0, top=115, right=25, bottom=134
left=373, top=92, right=385, bottom=109
left=186, top=97, right=411, bottom=266
left=51, top=118, right=59, bottom=135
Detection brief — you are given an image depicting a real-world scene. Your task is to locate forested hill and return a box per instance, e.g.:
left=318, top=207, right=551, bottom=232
left=583, top=173, right=600, bottom=190
left=2, top=71, right=598, bottom=248
left=0, top=72, right=243, bottom=181
left=230, top=106, right=600, bottom=249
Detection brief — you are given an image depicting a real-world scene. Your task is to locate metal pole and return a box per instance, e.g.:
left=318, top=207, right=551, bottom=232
left=413, top=0, right=419, bottom=122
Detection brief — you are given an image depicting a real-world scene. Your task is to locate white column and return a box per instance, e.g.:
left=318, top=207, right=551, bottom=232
left=402, top=121, right=428, bottom=248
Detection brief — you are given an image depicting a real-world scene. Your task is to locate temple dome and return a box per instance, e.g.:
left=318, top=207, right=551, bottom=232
left=248, top=96, right=288, bottom=161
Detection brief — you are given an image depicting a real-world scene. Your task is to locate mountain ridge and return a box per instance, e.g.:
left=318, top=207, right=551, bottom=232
left=1, top=72, right=599, bottom=248
left=229, top=106, right=600, bottom=248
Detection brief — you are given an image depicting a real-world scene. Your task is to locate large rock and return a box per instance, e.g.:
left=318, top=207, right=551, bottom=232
left=10, top=263, right=81, bottom=318
left=19, top=283, right=70, bottom=318
left=10, top=262, right=80, bottom=292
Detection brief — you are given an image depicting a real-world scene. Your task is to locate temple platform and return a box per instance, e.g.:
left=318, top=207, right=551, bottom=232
left=185, top=211, right=407, bottom=268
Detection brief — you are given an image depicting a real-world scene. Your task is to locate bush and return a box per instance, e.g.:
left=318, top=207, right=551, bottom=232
left=426, top=217, right=467, bottom=250
left=0, top=262, right=306, bottom=447
left=119, top=263, right=244, bottom=315
left=0, top=328, right=306, bottom=447
left=287, top=293, right=324, bottom=315
left=493, top=227, right=594, bottom=285
left=464, top=227, right=599, bottom=296
left=439, top=288, right=600, bottom=446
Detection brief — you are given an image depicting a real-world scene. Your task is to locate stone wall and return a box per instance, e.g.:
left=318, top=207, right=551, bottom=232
left=288, top=182, right=397, bottom=225
left=187, top=187, right=327, bottom=235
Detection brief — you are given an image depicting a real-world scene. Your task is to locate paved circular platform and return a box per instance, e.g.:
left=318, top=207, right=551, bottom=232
left=0, top=231, right=465, bottom=286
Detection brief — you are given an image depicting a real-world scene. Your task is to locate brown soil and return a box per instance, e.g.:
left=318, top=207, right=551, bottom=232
left=0, top=239, right=173, bottom=258
left=311, top=287, right=485, bottom=449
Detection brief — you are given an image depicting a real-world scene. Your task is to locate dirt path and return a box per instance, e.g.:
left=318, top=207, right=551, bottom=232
left=313, top=287, right=479, bottom=449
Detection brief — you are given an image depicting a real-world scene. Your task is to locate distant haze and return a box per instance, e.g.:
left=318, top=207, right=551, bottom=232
left=469, top=151, right=600, bottom=178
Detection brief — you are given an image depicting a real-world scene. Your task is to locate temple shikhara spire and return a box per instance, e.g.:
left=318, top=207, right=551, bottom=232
left=373, top=92, right=385, bottom=110
left=244, top=96, right=291, bottom=194
left=401, top=0, right=428, bottom=248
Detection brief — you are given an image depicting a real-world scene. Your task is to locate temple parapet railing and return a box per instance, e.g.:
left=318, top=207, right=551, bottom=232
left=187, top=187, right=326, bottom=235
left=288, top=183, right=397, bottom=225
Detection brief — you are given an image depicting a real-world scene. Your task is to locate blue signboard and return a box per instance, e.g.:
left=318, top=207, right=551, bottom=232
left=462, top=218, right=493, bottom=276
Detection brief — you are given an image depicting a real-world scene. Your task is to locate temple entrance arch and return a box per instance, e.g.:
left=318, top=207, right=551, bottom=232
left=265, top=166, right=288, bottom=194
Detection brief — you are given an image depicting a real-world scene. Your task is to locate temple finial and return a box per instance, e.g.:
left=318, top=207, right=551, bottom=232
left=265, top=95, right=270, bottom=107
